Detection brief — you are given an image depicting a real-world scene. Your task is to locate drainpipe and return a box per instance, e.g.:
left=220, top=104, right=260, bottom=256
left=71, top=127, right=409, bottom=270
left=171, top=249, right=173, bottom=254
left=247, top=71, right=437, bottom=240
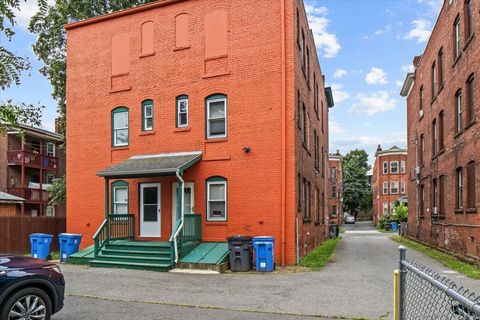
left=172, top=169, right=185, bottom=263
left=280, top=0, right=287, bottom=267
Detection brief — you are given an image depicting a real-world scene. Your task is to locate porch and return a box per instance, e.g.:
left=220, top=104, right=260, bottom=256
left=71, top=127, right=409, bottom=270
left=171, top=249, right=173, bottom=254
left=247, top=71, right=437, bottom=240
left=72, top=151, right=229, bottom=271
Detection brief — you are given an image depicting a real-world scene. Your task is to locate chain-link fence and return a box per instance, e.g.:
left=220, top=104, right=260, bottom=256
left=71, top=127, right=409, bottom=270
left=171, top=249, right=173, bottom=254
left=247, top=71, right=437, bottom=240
left=397, top=246, right=480, bottom=320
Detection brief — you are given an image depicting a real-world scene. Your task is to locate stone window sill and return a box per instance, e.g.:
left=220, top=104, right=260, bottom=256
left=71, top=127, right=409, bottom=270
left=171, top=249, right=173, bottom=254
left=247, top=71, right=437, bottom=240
left=173, top=45, right=191, bottom=52
left=139, top=52, right=155, bottom=58
left=464, top=33, right=475, bottom=51
left=111, top=146, right=129, bottom=151
left=205, top=137, right=228, bottom=144
left=140, top=131, right=156, bottom=136
left=466, top=208, right=477, bottom=214
left=454, top=208, right=464, bottom=214
left=174, top=127, right=191, bottom=133
left=303, top=218, right=312, bottom=224
left=454, top=130, right=463, bottom=139
left=465, top=120, right=476, bottom=131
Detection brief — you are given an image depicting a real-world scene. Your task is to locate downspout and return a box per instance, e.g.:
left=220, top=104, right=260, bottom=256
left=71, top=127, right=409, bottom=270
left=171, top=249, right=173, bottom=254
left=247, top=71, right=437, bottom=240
left=172, top=169, right=185, bottom=263
left=280, top=0, right=287, bottom=267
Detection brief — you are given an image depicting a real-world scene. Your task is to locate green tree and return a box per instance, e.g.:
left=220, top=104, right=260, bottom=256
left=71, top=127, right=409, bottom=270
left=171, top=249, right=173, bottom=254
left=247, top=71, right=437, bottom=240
left=29, top=0, right=158, bottom=138
left=0, top=0, right=43, bottom=133
left=392, top=203, right=408, bottom=222
left=48, top=175, right=66, bottom=205
left=342, top=149, right=371, bottom=214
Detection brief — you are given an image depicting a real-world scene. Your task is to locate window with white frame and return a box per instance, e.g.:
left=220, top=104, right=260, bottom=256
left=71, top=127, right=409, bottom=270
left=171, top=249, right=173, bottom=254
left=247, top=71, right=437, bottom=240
left=400, top=181, right=406, bottom=194
left=390, top=181, right=399, bottom=194
left=45, top=206, right=55, bottom=217
left=383, top=203, right=389, bottom=215
left=454, top=17, right=461, bottom=59
left=383, top=162, right=388, bottom=174
left=383, top=182, right=388, bottom=195
left=46, top=142, right=55, bottom=157
left=207, top=178, right=227, bottom=221
left=112, top=107, right=129, bottom=147
left=176, top=96, right=189, bottom=128
left=206, top=95, right=227, bottom=138
left=112, top=181, right=128, bottom=214
left=390, top=161, right=399, bottom=174
left=142, top=100, right=154, bottom=131
left=390, top=202, right=395, bottom=214
left=400, top=160, right=405, bottom=174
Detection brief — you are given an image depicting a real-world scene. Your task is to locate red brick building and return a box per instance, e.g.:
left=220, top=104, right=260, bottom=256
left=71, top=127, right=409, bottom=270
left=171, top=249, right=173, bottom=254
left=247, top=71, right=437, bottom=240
left=401, top=0, right=479, bottom=259
left=65, top=0, right=334, bottom=268
left=328, top=152, right=343, bottom=225
left=0, top=125, right=65, bottom=217
left=372, top=145, right=408, bottom=225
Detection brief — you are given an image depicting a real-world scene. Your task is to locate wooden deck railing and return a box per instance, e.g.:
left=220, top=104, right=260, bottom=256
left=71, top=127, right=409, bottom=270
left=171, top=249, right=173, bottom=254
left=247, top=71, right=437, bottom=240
left=7, top=188, right=49, bottom=202
left=93, top=214, right=134, bottom=256
left=182, top=214, right=202, bottom=243
left=7, top=150, right=58, bottom=170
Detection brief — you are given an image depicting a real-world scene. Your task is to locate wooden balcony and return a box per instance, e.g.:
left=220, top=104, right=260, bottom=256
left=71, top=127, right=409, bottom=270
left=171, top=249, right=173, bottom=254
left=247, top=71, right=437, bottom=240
left=7, top=150, right=58, bottom=171
left=7, top=188, right=49, bottom=203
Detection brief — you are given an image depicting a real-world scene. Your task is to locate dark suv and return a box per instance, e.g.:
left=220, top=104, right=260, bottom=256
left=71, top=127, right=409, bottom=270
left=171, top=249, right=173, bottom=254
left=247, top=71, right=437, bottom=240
left=0, top=255, right=65, bottom=320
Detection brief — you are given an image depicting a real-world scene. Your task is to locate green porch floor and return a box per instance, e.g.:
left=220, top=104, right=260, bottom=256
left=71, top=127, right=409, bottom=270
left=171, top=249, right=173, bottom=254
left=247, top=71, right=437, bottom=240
left=179, top=242, right=229, bottom=265
left=67, top=244, right=95, bottom=265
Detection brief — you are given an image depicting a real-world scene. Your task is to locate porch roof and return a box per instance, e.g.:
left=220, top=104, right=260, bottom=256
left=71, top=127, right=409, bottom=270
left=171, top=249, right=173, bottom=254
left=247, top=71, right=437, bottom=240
left=96, top=151, right=202, bottom=179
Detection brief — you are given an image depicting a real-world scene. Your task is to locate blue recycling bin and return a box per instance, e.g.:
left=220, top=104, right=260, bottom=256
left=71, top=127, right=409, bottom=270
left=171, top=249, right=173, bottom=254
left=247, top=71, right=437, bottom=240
left=391, top=222, right=398, bottom=232
left=30, top=233, right=53, bottom=260
left=58, top=233, right=83, bottom=262
left=252, top=236, right=275, bottom=272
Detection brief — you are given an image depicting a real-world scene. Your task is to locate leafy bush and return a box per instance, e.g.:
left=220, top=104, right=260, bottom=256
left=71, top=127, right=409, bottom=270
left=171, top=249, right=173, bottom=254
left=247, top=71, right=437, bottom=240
left=392, top=203, right=408, bottom=222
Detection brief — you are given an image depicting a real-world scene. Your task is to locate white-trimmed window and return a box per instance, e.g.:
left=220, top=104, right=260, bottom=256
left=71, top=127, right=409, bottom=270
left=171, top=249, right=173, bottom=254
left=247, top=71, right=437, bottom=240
left=400, top=181, right=406, bottom=194
left=142, top=100, right=154, bottom=131
left=390, top=181, right=399, bottom=194
left=383, top=182, right=388, bottom=195
left=112, top=107, right=129, bottom=147
left=112, top=181, right=129, bottom=214
left=46, top=142, right=55, bottom=157
left=45, top=206, right=55, bottom=217
left=206, top=95, right=227, bottom=138
left=383, top=203, right=389, bottom=215
left=390, top=161, right=399, bottom=174
left=454, top=17, right=461, bottom=59
left=390, top=202, right=395, bottom=214
left=400, top=161, right=405, bottom=174
left=383, top=162, right=388, bottom=174
left=176, top=96, right=189, bottom=128
left=207, top=178, right=227, bottom=221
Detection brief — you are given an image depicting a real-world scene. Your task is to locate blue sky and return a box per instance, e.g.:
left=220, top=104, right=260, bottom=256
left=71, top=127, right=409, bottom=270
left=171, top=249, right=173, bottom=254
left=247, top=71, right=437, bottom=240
left=1, top=0, right=442, bottom=165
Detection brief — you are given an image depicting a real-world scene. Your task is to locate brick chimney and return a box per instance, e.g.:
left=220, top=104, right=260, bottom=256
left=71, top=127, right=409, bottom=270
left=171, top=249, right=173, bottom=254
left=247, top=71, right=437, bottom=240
left=377, top=144, right=382, bottom=152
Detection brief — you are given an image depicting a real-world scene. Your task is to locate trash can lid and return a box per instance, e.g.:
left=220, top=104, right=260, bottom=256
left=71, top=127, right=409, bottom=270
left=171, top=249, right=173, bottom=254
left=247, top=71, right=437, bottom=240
left=227, top=235, right=252, bottom=241
left=252, top=236, right=275, bottom=242
left=58, top=233, right=83, bottom=238
left=29, top=233, right=53, bottom=238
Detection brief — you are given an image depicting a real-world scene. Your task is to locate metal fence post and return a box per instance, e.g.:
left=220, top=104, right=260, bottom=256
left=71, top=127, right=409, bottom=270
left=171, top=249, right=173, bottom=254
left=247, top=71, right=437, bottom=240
left=398, top=246, right=407, bottom=320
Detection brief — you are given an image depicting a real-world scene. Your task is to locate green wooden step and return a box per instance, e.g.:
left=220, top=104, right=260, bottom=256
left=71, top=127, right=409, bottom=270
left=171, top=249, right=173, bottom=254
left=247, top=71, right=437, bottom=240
left=106, top=240, right=171, bottom=252
left=90, top=259, right=172, bottom=272
left=101, top=248, right=171, bottom=258
left=95, top=254, right=172, bottom=265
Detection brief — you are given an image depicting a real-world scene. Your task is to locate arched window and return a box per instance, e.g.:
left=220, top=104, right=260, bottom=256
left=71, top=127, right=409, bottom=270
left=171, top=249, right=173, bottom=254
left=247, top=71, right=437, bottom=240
left=206, top=94, right=227, bottom=138
left=206, top=176, right=227, bottom=221
left=112, top=180, right=129, bottom=214
left=176, top=95, right=189, bottom=128
left=112, top=107, right=129, bottom=147
left=175, top=13, right=189, bottom=48
left=142, top=100, right=154, bottom=131
left=141, top=21, right=154, bottom=55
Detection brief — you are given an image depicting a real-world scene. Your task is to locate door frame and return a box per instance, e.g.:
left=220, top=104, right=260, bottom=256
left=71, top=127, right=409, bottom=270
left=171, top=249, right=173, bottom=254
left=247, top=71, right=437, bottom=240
left=139, top=183, right=161, bottom=237
left=171, top=182, right=195, bottom=231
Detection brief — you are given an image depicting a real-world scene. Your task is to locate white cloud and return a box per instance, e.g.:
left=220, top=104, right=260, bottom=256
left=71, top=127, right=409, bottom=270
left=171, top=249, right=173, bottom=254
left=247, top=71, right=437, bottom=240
left=374, top=25, right=392, bottom=36
left=333, top=68, right=347, bottom=79
left=329, top=116, right=345, bottom=135
left=404, top=19, right=432, bottom=43
left=395, top=80, right=404, bottom=87
left=365, top=67, right=388, bottom=85
left=14, top=0, right=54, bottom=30
left=401, top=64, right=414, bottom=73
left=305, top=3, right=341, bottom=58
left=348, top=91, right=397, bottom=116
left=330, top=83, right=350, bottom=104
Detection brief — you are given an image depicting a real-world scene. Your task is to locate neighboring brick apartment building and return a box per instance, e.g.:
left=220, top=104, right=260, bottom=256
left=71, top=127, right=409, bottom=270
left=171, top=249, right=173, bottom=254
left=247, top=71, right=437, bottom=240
left=0, top=125, right=65, bottom=217
left=401, top=0, right=479, bottom=259
left=65, top=0, right=334, bottom=266
left=372, top=145, right=408, bottom=225
left=328, top=152, right=343, bottom=225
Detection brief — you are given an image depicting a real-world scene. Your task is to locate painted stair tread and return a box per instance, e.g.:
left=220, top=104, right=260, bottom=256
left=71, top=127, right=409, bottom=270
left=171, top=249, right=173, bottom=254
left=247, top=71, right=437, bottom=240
left=180, top=242, right=229, bottom=264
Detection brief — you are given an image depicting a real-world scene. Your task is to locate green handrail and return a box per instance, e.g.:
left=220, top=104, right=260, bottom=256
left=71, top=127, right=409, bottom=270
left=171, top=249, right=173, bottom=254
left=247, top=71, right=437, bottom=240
left=93, top=214, right=135, bottom=257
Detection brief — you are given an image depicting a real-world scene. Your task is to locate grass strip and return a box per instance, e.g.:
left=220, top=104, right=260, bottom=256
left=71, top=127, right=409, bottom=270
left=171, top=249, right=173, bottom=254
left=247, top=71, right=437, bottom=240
left=299, top=237, right=341, bottom=270
left=390, top=235, right=480, bottom=279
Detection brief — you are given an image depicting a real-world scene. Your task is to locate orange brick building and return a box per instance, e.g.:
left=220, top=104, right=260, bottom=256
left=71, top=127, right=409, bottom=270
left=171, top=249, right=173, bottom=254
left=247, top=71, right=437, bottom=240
left=372, top=145, right=408, bottom=225
left=65, top=0, right=333, bottom=267
left=401, top=0, right=480, bottom=259
left=328, top=152, right=343, bottom=225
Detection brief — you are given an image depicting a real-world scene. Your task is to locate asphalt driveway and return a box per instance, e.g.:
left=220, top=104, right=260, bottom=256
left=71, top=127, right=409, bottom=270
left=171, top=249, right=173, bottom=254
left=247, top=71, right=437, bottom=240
left=54, top=221, right=480, bottom=320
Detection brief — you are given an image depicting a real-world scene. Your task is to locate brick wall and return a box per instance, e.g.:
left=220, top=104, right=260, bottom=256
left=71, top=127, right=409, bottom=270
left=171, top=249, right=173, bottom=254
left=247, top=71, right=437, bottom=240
left=405, top=0, right=480, bottom=259
left=328, top=157, right=343, bottom=224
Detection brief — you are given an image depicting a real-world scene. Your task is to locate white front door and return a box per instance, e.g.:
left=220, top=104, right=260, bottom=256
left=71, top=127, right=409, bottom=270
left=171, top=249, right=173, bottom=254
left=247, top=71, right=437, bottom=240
left=172, top=182, right=194, bottom=230
left=140, top=183, right=161, bottom=237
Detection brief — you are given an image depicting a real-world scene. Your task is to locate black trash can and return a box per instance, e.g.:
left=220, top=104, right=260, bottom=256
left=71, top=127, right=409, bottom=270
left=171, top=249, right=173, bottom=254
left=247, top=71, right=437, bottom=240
left=227, top=235, right=252, bottom=272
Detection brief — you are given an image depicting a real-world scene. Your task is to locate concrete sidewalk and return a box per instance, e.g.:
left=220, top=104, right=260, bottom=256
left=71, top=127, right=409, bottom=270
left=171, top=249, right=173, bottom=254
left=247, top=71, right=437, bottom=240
left=55, top=222, right=480, bottom=320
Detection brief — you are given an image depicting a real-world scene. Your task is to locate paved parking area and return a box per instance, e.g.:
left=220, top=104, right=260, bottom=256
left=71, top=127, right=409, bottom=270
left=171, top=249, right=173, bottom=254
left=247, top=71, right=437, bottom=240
left=53, top=221, right=480, bottom=320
